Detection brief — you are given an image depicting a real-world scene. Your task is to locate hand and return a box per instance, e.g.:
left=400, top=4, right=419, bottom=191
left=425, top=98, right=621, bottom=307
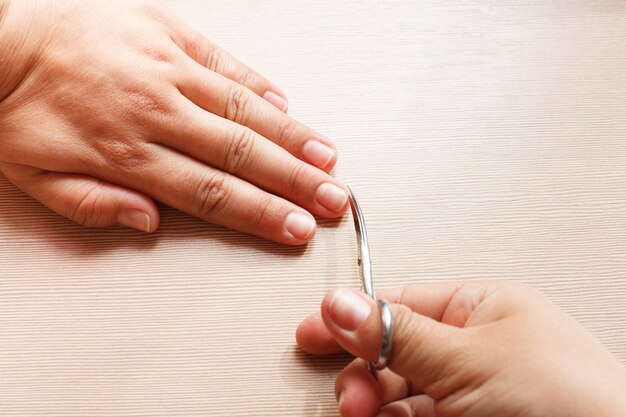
left=0, top=0, right=347, bottom=244
left=296, top=282, right=626, bottom=417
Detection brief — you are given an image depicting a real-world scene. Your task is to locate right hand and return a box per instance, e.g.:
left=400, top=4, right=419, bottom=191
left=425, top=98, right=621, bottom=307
left=296, top=281, right=626, bottom=417
left=0, top=0, right=347, bottom=244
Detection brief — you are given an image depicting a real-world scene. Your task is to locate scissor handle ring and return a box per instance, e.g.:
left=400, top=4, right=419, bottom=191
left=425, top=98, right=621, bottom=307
left=373, top=298, right=393, bottom=371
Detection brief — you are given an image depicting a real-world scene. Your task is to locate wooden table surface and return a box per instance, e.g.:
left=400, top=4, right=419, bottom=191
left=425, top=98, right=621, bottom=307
left=2, top=1, right=626, bottom=415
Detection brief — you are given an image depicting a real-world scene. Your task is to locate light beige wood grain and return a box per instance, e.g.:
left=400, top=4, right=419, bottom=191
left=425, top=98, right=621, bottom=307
left=2, top=0, right=626, bottom=415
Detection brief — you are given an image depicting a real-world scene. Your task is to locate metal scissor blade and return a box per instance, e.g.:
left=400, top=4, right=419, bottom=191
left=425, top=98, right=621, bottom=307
left=347, top=186, right=375, bottom=300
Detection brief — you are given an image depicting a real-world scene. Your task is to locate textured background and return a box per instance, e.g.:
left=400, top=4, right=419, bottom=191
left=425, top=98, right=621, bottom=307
left=1, top=0, right=626, bottom=415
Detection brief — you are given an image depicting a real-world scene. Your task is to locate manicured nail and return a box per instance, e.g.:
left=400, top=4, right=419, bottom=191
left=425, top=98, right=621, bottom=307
left=302, top=140, right=335, bottom=169
left=329, top=289, right=372, bottom=331
left=263, top=91, right=288, bottom=112
left=338, top=392, right=344, bottom=408
left=117, top=209, right=151, bottom=232
left=285, top=212, right=316, bottom=240
left=316, top=183, right=348, bottom=212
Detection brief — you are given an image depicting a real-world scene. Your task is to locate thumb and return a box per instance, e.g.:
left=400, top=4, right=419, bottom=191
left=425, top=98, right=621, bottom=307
left=321, top=288, right=465, bottom=394
left=2, top=165, right=159, bottom=232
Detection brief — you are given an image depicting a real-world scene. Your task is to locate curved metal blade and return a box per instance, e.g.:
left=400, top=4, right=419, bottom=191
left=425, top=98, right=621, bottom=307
left=347, top=186, right=375, bottom=300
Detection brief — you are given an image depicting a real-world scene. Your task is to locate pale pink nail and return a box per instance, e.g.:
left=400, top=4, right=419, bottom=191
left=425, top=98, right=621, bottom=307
left=285, top=212, right=316, bottom=240
left=329, top=289, right=372, bottom=331
left=117, top=209, right=151, bottom=232
left=302, top=140, right=335, bottom=169
left=263, top=91, right=289, bottom=112
left=316, top=183, right=348, bottom=212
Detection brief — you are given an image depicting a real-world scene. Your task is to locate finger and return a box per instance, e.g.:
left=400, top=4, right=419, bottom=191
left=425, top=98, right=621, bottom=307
left=334, top=359, right=381, bottom=417
left=335, top=358, right=420, bottom=417
left=177, top=62, right=337, bottom=171
left=374, top=396, right=436, bottom=417
left=371, top=282, right=502, bottom=328
left=297, top=283, right=471, bottom=355
left=164, top=12, right=289, bottom=111
left=320, top=288, right=467, bottom=394
left=296, top=311, right=341, bottom=355
left=1, top=163, right=159, bottom=232
left=158, top=97, right=348, bottom=217
left=111, top=145, right=317, bottom=245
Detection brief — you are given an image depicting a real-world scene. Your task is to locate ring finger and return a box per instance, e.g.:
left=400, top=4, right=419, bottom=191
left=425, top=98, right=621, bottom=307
left=157, top=95, right=348, bottom=218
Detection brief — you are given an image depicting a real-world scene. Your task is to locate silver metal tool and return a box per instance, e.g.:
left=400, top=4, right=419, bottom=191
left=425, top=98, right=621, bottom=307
left=347, top=186, right=393, bottom=376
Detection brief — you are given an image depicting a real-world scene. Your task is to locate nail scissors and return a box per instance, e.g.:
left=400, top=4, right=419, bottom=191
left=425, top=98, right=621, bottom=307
left=347, top=186, right=393, bottom=377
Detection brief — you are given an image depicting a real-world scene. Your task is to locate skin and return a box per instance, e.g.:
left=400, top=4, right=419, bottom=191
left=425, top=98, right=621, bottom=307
left=0, top=0, right=348, bottom=244
left=296, top=281, right=626, bottom=417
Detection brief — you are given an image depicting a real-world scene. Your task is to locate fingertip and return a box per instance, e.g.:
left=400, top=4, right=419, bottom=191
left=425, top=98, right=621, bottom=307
left=301, top=136, right=338, bottom=172
left=324, top=152, right=338, bottom=172
left=337, top=364, right=381, bottom=417
left=321, top=288, right=381, bottom=361
left=284, top=211, right=317, bottom=244
left=117, top=192, right=160, bottom=233
left=263, top=90, right=289, bottom=112
left=296, top=312, right=344, bottom=355
left=270, top=85, right=288, bottom=102
left=147, top=210, right=160, bottom=232
left=315, top=183, right=350, bottom=217
left=314, top=133, right=338, bottom=173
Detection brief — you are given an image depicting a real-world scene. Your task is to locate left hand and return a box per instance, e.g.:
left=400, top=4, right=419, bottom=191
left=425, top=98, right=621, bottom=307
left=0, top=0, right=346, bottom=244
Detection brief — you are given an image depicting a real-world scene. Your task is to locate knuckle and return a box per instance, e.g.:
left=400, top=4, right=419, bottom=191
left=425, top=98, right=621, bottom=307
left=390, top=304, right=466, bottom=389
left=283, top=162, right=307, bottom=195
left=397, top=285, right=411, bottom=307
left=94, top=138, right=152, bottom=173
left=225, top=86, right=251, bottom=125
left=276, top=117, right=299, bottom=148
left=388, top=304, right=427, bottom=366
left=71, top=184, right=105, bottom=228
left=392, top=304, right=418, bottom=339
left=138, top=0, right=167, bottom=20
left=124, top=84, right=170, bottom=120
left=205, top=43, right=223, bottom=72
left=184, top=32, right=209, bottom=64
left=193, top=171, right=231, bottom=219
left=236, top=69, right=256, bottom=89
left=137, top=45, right=177, bottom=65
left=248, top=195, right=273, bottom=229
left=225, top=128, right=255, bottom=174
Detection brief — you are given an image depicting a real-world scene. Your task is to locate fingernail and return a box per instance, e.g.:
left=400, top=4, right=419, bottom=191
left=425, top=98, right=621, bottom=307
left=117, top=209, right=151, bottom=232
left=316, top=183, right=348, bottom=212
left=285, top=212, right=316, bottom=240
left=329, top=289, right=372, bottom=331
left=302, top=140, right=335, bottom=169
left=263, top=91, right=288, bottom=112
left=338, top=391, right=344, bottom=408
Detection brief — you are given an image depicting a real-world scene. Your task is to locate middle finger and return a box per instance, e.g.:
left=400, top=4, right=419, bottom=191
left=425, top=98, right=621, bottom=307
left=335, top=358, right=419, bottom=417
left=176, top=57, right=338, bottom=172
left=157, top=95, right=349, bottom=218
